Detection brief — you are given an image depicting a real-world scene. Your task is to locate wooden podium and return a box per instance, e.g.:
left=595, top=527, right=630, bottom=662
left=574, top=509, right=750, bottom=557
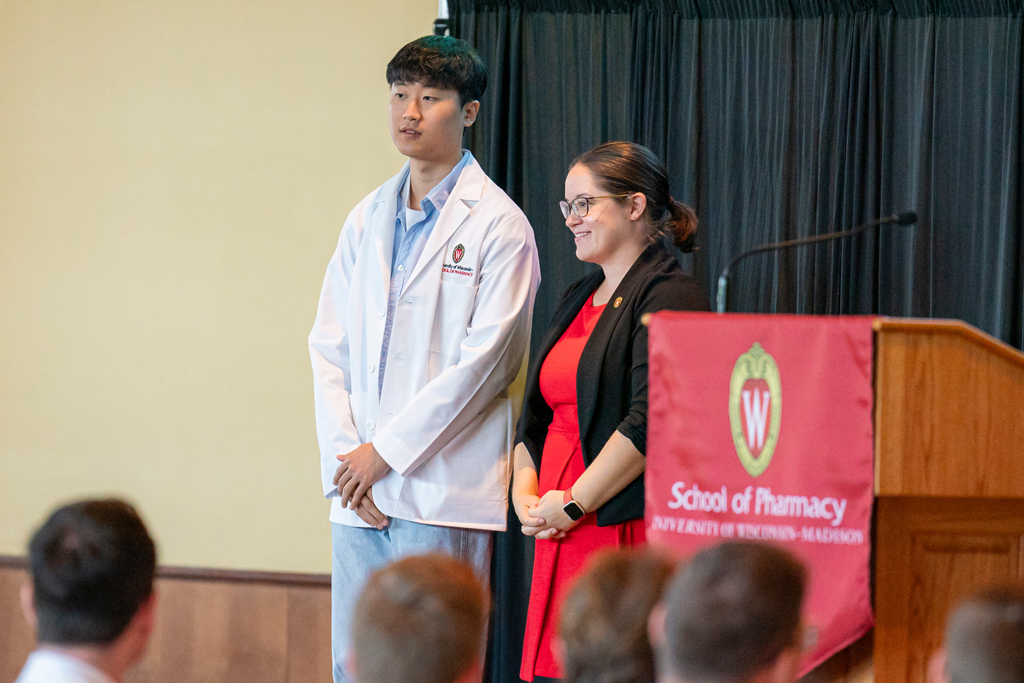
left=872, top=318, right=1024, bottom=683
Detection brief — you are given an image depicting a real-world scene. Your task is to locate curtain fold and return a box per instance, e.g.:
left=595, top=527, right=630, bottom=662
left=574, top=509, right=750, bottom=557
left=450, top=1, right=1024, bottom=681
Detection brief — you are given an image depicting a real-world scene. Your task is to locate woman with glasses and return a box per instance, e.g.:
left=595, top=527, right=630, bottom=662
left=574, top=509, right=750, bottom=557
left=514, top=141, right=710, bottom=683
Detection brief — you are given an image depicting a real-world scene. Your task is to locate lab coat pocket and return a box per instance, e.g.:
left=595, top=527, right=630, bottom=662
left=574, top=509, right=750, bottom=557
left=430, top=279, right=479, bottom=361
left=399, top=395, right=512, bottom=527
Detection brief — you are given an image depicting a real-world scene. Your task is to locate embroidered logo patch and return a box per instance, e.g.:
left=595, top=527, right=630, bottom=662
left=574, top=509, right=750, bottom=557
left=443, top=243, right=475, bottom=278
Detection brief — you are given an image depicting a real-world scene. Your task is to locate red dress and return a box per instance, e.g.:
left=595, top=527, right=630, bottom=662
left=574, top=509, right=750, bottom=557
left=519, top=293, right=646, bottom=681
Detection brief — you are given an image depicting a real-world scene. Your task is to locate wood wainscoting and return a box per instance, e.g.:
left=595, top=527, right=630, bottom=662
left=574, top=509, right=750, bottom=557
left=0, top=557, right=332, bottom=683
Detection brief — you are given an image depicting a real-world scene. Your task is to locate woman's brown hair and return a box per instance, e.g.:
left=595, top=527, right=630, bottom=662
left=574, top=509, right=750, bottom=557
left=571, top=141, right=697, bottom=252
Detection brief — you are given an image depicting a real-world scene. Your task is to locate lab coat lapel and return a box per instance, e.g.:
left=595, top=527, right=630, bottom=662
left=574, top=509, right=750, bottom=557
left=368, top=166, right=406, bottom=302
left=406, top=157, right=486, bottom=286
left=576, top=243, right=667, bottom=445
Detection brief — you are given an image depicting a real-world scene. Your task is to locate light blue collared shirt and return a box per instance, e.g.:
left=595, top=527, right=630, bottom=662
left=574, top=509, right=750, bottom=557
left=378, top=151, right=472, bottom=395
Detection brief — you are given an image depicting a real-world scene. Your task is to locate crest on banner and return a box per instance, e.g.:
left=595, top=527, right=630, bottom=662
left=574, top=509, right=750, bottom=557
left=728, top=342, right=782, bottom=477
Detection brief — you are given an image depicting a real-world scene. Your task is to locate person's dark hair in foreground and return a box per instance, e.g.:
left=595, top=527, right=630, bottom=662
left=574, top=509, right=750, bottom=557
left=16, top=498, right=157, bottom=683
left=29, top=499, right=156, bottom=645
left=559, top=548, right=676, bottom=683
left=654, top=541, right=806, bottom=683
left=930, top=587, right=1024, bottom=683
left=386, top=35, right=488, bottom=106
left=350, top=554, right=487, bottom=683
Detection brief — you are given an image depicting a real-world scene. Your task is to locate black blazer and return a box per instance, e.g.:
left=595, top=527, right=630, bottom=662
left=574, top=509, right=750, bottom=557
left=515, top=240, right=711, bottom=526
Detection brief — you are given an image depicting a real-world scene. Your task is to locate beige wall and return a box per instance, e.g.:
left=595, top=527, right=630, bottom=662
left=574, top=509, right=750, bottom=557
left=0, top=0, right=437, bottom=572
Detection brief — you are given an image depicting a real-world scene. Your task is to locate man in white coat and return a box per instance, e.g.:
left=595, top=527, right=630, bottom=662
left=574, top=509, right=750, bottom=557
left=308, top=35, right=540, bottom=683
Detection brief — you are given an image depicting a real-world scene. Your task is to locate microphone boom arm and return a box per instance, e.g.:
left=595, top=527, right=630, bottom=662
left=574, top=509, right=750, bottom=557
left=715, top=212, right=916, bottom=313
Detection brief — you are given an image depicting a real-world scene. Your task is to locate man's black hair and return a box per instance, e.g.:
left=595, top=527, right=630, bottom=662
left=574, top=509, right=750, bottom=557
left=29, top=499, right=157, bottom=645
left=661, top=541, right=806, bottom=683
left=386, top=35, right=487, bottom=106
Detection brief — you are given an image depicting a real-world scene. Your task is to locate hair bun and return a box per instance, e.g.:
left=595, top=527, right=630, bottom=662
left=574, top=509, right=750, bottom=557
left=667, top=199, right=698, bottom=253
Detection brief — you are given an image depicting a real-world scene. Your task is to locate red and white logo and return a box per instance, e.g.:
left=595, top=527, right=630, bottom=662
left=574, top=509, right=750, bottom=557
left=740, top=378, right=772, bottom=457
left=728, top=343, right=782, bottom=478
left=452, top=244, right=465, bottom=263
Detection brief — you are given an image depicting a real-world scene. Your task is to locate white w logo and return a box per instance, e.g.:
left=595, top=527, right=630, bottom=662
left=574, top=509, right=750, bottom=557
left=742, top=390, right=771, bottom=451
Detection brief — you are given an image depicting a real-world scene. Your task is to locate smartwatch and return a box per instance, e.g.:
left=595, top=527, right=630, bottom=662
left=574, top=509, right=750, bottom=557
left=562, top=488, right=587, bottom=521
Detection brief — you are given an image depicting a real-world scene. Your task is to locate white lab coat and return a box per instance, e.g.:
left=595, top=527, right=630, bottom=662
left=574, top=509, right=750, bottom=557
left=309, top=155, right=540, bottom=530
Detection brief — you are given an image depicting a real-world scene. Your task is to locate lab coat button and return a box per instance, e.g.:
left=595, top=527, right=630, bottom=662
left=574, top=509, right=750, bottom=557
left=378, top=309, right=385, bottom=318
left=368, top=363, right=375, bottom=373
left=397, top=264, right=405, bottom=272
left=367, top=421, right=376, bottom=431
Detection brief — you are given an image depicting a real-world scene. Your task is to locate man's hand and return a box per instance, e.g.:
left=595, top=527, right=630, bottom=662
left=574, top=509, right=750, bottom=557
left=334, top=443, right=391, bottom=509
left=352, top=489, right=388, bottom=530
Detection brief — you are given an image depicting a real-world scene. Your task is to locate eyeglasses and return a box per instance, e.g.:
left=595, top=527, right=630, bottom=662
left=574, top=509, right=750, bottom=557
left=559, top=194, right=632, bottom=219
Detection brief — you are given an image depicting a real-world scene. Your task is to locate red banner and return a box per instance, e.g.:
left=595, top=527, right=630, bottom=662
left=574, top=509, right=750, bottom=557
left=646, top=313, right=874, bottom=674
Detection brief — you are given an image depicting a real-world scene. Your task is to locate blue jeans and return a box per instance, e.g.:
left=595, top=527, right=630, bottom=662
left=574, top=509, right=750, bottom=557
left=330, top=519, right=493, bottom=683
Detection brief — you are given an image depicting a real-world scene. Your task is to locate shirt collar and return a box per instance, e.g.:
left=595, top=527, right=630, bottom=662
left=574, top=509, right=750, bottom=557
left=21, top=649, right=116, bottom=683
left=400, top=177, right=417, bottom=216
left=397, top=150, right=472, bottom=216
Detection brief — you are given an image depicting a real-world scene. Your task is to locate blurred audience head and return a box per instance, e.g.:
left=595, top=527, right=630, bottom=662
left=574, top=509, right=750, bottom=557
left=930, top=587, right=1024, bottom=683
left=23, top=498, right=157, bottom=648
left=558, top=548, right=676, bottom=683
left=350, top=554, right=487, bottom=683
left=651, top=541, right=806, bottom=683
left=20, top=498, right=157, bottom=683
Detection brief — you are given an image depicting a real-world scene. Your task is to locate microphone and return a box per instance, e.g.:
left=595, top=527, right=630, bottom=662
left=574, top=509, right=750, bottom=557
left=716, top=212, right=917, bottom=313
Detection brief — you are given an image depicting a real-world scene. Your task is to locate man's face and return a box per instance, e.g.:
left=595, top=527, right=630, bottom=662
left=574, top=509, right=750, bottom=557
left=388, top=81, right=475, bottom=162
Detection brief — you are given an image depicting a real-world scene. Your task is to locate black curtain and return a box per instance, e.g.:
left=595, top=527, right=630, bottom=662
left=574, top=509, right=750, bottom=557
left=450, top=2, right=1024, bottom=683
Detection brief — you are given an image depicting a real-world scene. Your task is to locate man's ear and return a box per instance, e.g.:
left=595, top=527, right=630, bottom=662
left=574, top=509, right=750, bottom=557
left=928, top=648, right=949, bottom=683
left=118, top=591, right=158, bottom=664
left=345, top=652, right=358, bottom=683
left=134, top=591, right=158, bottom=640
left=764, top=645, right=801, bottom=683
left=463, top=100, right=480, bottom=127
left=553, top=635, right=567, bottom=669
left=20, top=582, right=37, bottom=630
left=454, top=657, right=484, bottom=683
left=648, top=602, right=667, bottom=650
